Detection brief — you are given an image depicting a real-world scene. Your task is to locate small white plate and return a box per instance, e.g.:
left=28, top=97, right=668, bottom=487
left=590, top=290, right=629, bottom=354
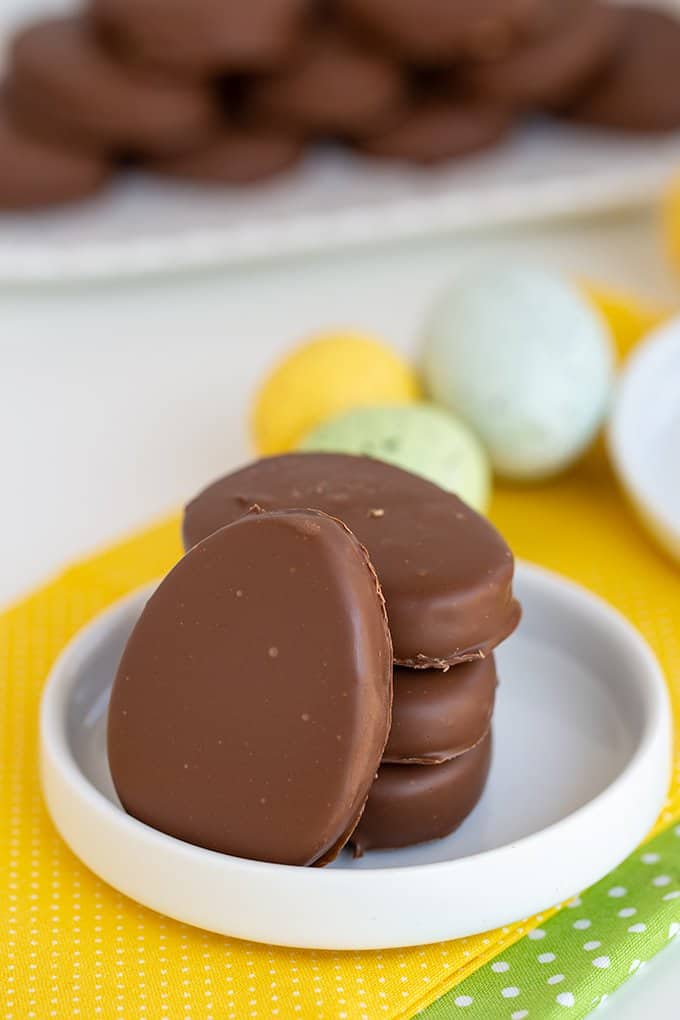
left=40, top=561, right=671, bottom=950
left=609, top=318, right=680, bottom=564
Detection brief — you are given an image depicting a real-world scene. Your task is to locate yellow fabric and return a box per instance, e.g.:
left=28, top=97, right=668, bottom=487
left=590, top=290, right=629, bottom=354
left=582, top=283, right=671, bottom=360
left=663, top=175, right=680, bottom=282
left=2, top=445, right=680, bottom=1020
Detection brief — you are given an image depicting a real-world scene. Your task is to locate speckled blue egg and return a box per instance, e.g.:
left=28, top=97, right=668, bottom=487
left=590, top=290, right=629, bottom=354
left=422, top=262, right=615, bottom=479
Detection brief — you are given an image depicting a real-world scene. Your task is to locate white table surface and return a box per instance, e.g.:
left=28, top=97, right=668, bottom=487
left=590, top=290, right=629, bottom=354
left=2, top=207, right=679, bottom=1017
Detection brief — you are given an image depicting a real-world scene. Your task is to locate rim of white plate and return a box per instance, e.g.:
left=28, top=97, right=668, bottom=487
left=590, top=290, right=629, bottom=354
left=39, top=560, right=672, bottom=948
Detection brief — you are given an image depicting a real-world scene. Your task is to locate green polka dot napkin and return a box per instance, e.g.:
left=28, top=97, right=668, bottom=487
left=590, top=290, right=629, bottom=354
left=416, top=821, right=680, bottom=1018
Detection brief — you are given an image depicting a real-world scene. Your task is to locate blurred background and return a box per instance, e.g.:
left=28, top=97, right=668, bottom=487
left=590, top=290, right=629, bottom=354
left=2, top=0, right=680, bottom=610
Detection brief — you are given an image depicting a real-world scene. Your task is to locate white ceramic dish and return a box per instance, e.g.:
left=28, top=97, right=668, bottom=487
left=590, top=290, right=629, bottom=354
left=4, top=0, right=680, bottom=283
left=609, top=318, right=680, bottom=564
left=40, top=561, right=671, bottom=950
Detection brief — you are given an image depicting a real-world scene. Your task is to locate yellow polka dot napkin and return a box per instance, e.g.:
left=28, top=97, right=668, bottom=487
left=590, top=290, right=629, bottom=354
left=0, top=518, right=547, bottom=1020
left=1, top=437, right=679, bottom=1020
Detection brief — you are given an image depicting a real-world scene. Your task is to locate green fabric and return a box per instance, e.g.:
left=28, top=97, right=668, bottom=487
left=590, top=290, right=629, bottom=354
left=416, top=821, right=680, bottom=1019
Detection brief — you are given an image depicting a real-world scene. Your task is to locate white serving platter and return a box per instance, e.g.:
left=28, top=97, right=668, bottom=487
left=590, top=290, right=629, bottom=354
left=39, top=561, right=671, bottom=950
left=3, top=1, right=680, bottom=283
left=3, top=125, right=680, bottom=285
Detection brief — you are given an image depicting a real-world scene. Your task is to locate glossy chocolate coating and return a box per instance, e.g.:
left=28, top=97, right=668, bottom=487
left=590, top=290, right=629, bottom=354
left=385, top=655, right=497, bottom=764
left=108, top=508, right=392, bottom=867
left=360, top=99, right=512, bottom=165
left=246, top=27, right=406, bottom=135
left=351, top=730, right=492, bottom=854
left=463, top=0, right=622, bottom=109
left=564, top=7, right=680, bottom=133
left=183, top=454, right=520, bottom=668
left=340, top=0, right=549, bottom=64
left=8, top=16, right=221, bottom=156
left=0, top=106, right=110, bottom=210
left=92, top=0, right=310, bottom=75
left=151, top=130, right=305, bottom=185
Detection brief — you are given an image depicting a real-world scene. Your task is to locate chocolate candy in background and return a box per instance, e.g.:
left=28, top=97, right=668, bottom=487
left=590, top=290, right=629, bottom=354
left=385, top=655, right=497, bottom=764
left=0, top=105, right=111, bottom=210
left=91, top=0, right=311, bottom=75
left=339, top=0, right=551, bottom=65
left=461, top=0, right=623, bottom=110
left=359, top=98, right=513, bottom=165
left=7, top=16, right=222, bottom=157
left=245, top=25, right=406, bottom=136
left=562, top=6, right=680, bottom=133
left=150, top=129, right=305, bottom=185
left=351, top=730, right=492, bottom=855
left=108, top=508, right=392, bottom=867
left=183, top=454, right=520, bottom=668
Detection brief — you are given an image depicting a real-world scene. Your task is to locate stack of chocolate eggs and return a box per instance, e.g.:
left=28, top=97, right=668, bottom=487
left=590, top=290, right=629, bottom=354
left=108, top=452, right=520, bottom=865
left=3, top=0, right=680, bottom=208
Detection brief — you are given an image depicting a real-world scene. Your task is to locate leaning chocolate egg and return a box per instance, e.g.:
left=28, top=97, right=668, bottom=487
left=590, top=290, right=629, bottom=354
left=422, top=262, right=614, bottom=480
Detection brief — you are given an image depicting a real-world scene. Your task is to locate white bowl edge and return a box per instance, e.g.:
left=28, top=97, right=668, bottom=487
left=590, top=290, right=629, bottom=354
left=39, top=561, right=672, bottom=950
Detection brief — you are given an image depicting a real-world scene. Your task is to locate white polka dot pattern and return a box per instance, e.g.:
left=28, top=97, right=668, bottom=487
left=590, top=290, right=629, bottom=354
left=420, top=824, right=680, bottom=1019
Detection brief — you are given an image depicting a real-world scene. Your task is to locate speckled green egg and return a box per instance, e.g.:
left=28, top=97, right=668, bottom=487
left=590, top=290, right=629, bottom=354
left=298, top=403, right=491, bottom=513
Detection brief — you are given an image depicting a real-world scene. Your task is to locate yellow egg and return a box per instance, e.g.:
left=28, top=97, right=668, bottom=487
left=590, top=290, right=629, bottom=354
left=252, top=331, right=421, bottom=454
left=582, top=283, right=669, bottom=361
left=664, top=175, right=680, bottom=280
